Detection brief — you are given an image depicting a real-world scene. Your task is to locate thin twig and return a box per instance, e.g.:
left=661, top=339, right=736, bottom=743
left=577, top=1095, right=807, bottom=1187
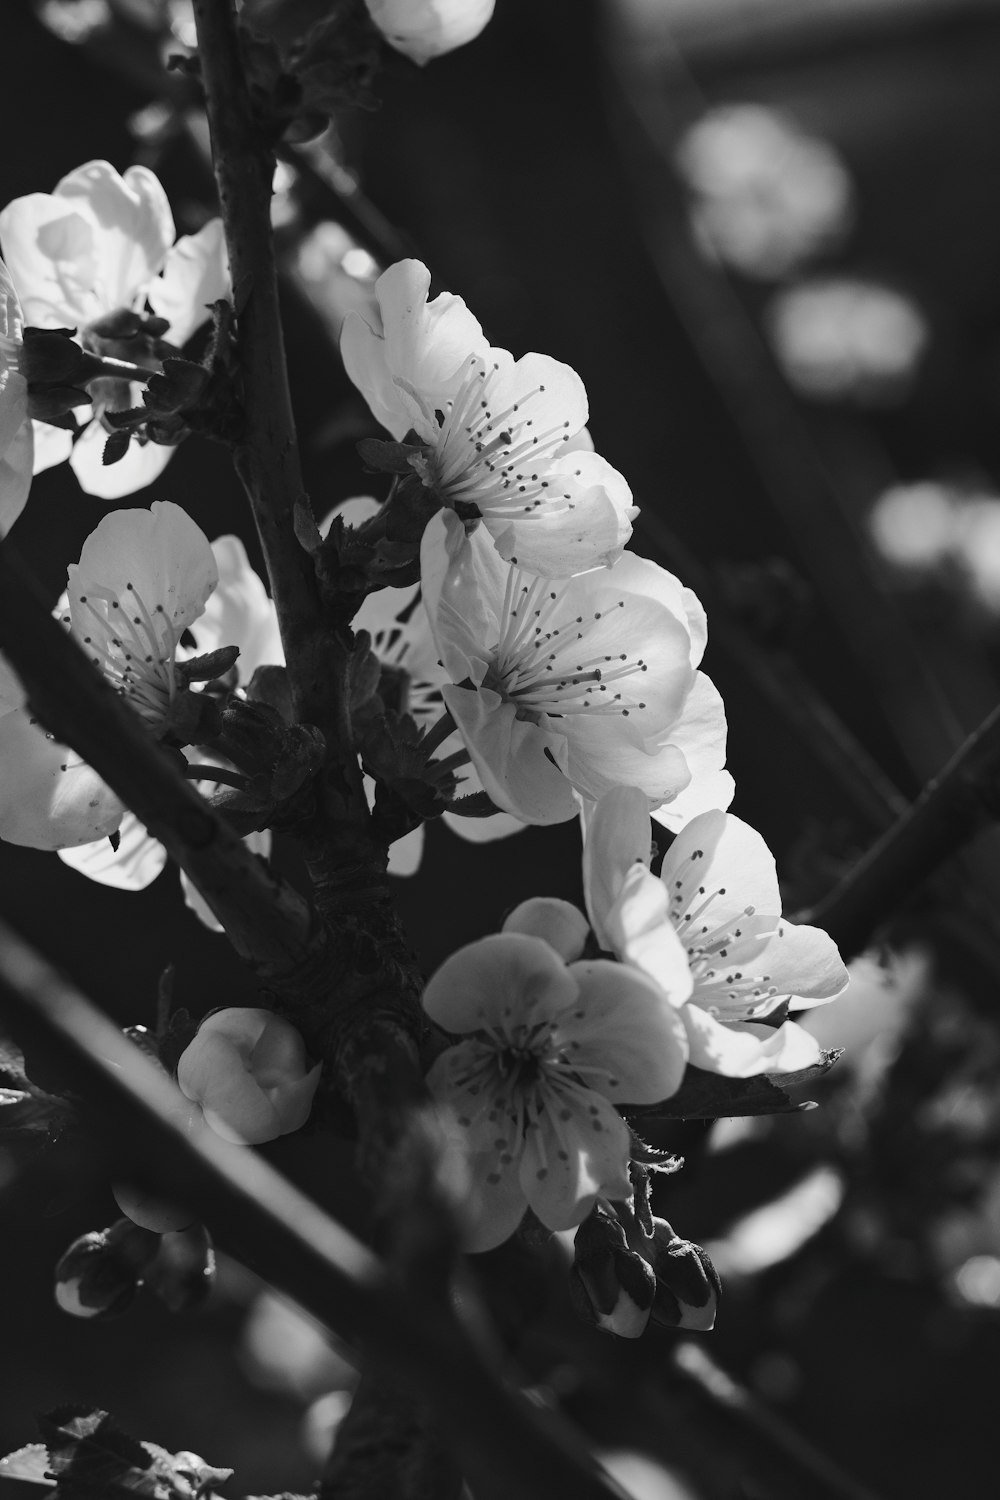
left=0, top=922, right=627, bottom=1500
left=801, top=704, right=1000, bottom=957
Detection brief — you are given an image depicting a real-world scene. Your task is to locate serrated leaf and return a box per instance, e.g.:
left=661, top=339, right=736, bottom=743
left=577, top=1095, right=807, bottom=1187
left=102, top=431, right=131, bottom=467
left=39, top=1408, right=164, bottom=1499
left=627, top=1051, right=842, bottom=1120
left=0, top=1444, right=53, bottom=1488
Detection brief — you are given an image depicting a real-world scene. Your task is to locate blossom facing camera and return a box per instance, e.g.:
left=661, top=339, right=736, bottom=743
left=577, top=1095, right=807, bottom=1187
left=570, top=1212, right=656, bottom=1339
left=423, top=932, right=689, bottom=1252
left=365, top=0, right=495, bottom=66
left=177, top=1008, right=321, bottom=1145
left=646, top=1218, right=721, bottom=1332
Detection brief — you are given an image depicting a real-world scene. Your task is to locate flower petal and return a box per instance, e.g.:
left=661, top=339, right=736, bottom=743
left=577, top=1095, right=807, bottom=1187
left=605, top=864, right=694, bottom=1006
left=31, top=418, right=73, bottom=474
left=562, top=959, right=690, bottom=1103
left=0, top=400, right=31, bottom=535
left=57, top=810, right=167, bottom=890
left=55, top=160, right=174, bottom=311
left=190, top=535, right=283, bottom=678
left=661, top=810, right=781, bottom=941
left=502, top=897, right=589, bottom=962
left=582, top=784, right=652, bottom=949
left=445, top=684, right=579, bottom=824
left=422, top=932, right=579, bottom=1034
left=483, top=449, right=636, bottom=577
left=521, top=1087, right=632, bottom=1231
left=365, top=0, right=496, bottom=65
left=0, top=708, right=123, bottom=848
left=651, top=673, right=732, bottom=831
left=387, top=825, right=425, bottom=876
left=148, top=217, right=229, bottom=350
left=682, top=1008, right=824, bottom=1077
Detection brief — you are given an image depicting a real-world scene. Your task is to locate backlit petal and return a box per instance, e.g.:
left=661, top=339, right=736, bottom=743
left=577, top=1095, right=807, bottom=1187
left=422, top=931, right=578, bottom=1033
left=563, top=959, right=689, bottom=1102
left=57, top=810, right=167, bottom=890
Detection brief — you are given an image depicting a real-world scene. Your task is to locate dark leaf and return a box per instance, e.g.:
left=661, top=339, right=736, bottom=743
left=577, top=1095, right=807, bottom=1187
left=102, top=431, right=131, bottom=467
left=627, top=1052, right=842, bottom=1120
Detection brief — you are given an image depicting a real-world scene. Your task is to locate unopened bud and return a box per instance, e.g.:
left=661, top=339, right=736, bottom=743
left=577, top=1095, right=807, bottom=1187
left=54, top=1220, right=160, bottom=1319
left=647, top=1218, right=721, bottom=1332
left=112, top=1180, right=196, bottom=1234
left=21, top=327, right=88, bottom=385
left=177, top=1008, right=321, bottom=1145
left=570, top=1212, right=656, bottom=1339
left=146, top=1223, right=216, bottom=1312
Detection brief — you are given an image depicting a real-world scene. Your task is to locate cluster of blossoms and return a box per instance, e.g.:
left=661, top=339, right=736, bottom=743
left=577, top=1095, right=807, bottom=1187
left=0, top=152, right=848, bottom=1326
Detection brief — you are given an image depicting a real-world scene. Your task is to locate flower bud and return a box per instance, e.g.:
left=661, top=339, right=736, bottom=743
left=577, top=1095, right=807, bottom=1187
left=364, top=0, right=495, bottom=65
left=112, top=1180, right=196, bottom=1234
left=146, top=1223, right=216, bottom=1313
left=177, top=1008, right=321, bottom=1145
left=570, top=1213, right=656, bottom=1339
left=20, top=327, right=89, bottom=385
left=647, top=1218, right=721, bottom=1332
left=54, top=1220, right=160, bottom=1320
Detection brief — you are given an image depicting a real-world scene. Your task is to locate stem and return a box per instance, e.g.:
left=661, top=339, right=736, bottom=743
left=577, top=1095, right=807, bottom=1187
left=87, top=354, right=160, bottom=383
left=420, top=708, right=458, bottom=758
left=801, top=705, right=1000, bottom=957
left=0, top=923, right=626, bottom=1500
left=183, top=763, right=250, bottom=791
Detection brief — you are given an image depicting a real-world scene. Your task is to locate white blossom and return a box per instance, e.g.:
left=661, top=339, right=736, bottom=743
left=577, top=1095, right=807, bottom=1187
left=341, top=260, right=636, bottom=576
left=0, top=501, right=216, bottom=851
left=583, top=786, right=849, bottom=1077
left=0, top=256, right=33, bottom=534
left=0, top=162, right=228, bottom=498
left=424, top=931, right=688, bottom=1251
left=420, top=510, right=731, bottom=825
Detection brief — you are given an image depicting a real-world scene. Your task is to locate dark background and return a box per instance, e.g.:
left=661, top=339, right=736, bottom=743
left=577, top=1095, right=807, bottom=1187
left=4, top=0, right=1000, bottom=1495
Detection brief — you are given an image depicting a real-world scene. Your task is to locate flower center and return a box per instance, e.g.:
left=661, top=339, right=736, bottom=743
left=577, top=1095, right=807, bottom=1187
left=69, top=581, right=181, bottom=731
left=402, top=354, right=576, bottom=518
left=484, top=570, right=650, bottom=722
left=671, top=866, right=781, bottom=1012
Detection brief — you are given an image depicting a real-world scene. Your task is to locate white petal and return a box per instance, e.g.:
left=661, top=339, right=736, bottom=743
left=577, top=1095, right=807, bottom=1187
left=422, top=932, right=578, bottom=1034
left=191, top=534, right=283, bottom=677
left=502, top=897, right=589, bottom=962
left=445, top=684, right=579, bottom=824
left=57, top=810, right=167, bottom=890
left=341, top=259, right=488, bottom=439
left=55, top=160, right=174, bottom=310
left=582, top=784, right=652, bottom=948
left=69, top=499, right=217, bottom=645
left=0, top=399, right=31, bottom=535
left=441, top=806, right=524, bottom=845
left=0, top=191, right=97, bottom=326
left=651, top=673, right=732, bottom=831
left=521, top=1087, right=632, bottom=1231
left=563, top=959, right=690, bottom=1102
left=68, top=417, right=174, bottom=500
left=148, top=217, right=229, bottom=350
left=365, top=0, right=495, bottom=64
left=0, top=708, right=123, bottom=848
left=605, top=864, right=694, bottom=1006
left=484, top=450, right=635, bottom=577
left=387, top=826, right=425, bottom=877
left=662, top=811, right=780, bottom=939
left=683, top=1008, right=824, bottom=1077
left=31, top=418, right=73, bottom=474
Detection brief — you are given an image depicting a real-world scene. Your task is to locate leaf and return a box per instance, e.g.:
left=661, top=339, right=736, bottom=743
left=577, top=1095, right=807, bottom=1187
left=0, top=1444, right=54, bottom=1489
left=36, top=1412, right=231, bottom=1500
left=102, top=431, right=131, bottom=467
left=627, top=1051, right=842, bottom=1120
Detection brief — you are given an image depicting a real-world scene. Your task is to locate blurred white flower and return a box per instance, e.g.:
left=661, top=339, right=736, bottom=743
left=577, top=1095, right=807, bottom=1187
left=766, top=277, right=927, bottom=404
left=869, top=482, right=960, bottom=572
left=954, top=497, right=1000, bottom=610
left=364, top=0, right=495, bottom=65
left=0, top=256, right=33, bottom=535
left=677, top=104, right=853, bottom=280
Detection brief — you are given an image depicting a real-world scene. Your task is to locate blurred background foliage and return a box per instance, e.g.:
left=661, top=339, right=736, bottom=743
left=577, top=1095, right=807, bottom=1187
left=4, top=0, right=1000, bottom=1495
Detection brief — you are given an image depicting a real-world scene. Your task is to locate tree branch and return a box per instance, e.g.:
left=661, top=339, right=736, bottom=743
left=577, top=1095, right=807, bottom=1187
left=801, top=704, right=1000, bottom=957
left=0, top=540, right=324, bottom=998
left=0, top=921, right=627, bottom=1500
